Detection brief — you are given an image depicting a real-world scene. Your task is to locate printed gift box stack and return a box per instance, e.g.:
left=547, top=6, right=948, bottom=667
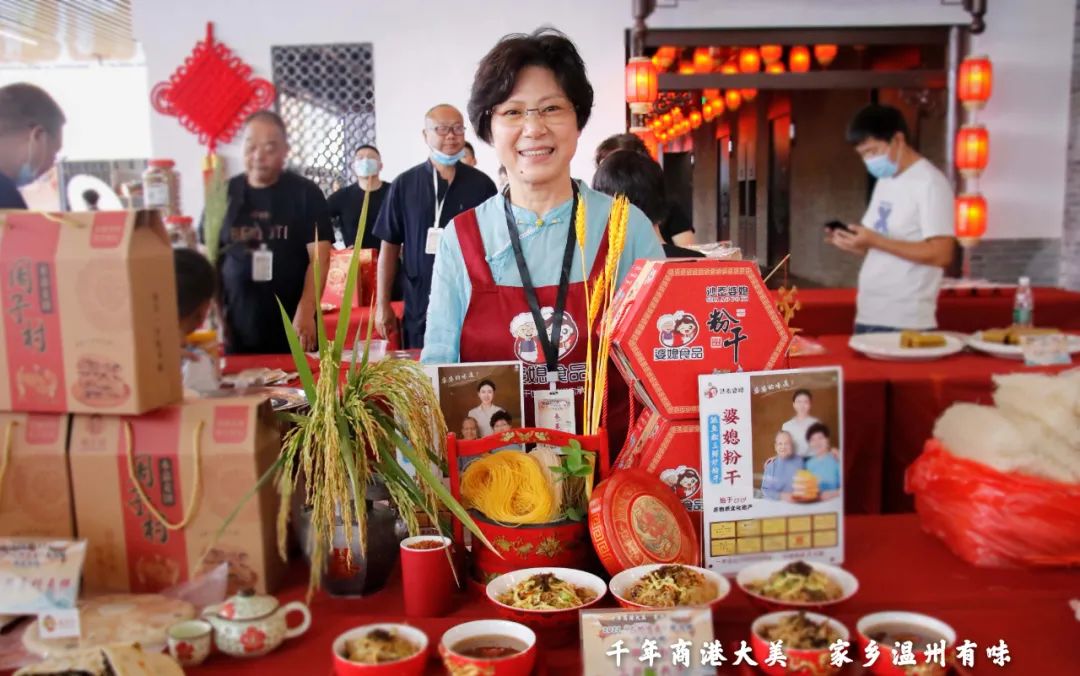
left=609, top=260, right=792, bottom=540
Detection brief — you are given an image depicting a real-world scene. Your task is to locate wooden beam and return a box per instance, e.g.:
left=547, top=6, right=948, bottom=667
left=643, top=26, right=952, bottom=48
left=658, top=70, right=947, bottom=91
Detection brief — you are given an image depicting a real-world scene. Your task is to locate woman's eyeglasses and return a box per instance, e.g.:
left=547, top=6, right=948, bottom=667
left=490, top=101, right=575, bottom=126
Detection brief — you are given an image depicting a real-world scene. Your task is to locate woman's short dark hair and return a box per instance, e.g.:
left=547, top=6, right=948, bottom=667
left=595, top=133, right=648, bottom=167
left=468, top=27, right=593, bottom=144
left=174, top=249, right=217, bottom=319
left=806, top=422, right=831, bottom=442
left=489, top=410, right=513, bottom=428
left=792, top=388, right=812, bottom=402
left=846, top=104, right=909, bottom=145
left=592, top=150, right=667, bottom=224
left=477, top=379, right=497, bottom=392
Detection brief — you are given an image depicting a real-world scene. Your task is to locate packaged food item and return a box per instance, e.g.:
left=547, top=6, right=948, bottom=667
left=142, top=159, right=179, bottom=216
left=0, top=539, right=85, bottom=616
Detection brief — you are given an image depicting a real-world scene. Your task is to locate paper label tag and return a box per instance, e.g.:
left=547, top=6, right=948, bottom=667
left=144, top=182, right=170, bottom=209
left=534, top=388, right=575, bottom=434
left=252, top=247, right=274, bottom=282
left=425, top=227, right=442, bottom=255
left=1021, top=334, right=1072, bottom=366
left=38, top=608, right=80, bottom=639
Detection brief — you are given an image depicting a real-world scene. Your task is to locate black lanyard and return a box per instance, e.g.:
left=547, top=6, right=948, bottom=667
left=503, top=182, right=579, bottom=384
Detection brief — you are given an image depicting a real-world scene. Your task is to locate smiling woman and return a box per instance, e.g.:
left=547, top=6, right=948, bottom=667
left=419, top=27, right=664, bottom=431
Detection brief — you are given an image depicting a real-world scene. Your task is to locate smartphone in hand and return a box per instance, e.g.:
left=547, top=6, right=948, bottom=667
left=824, top=220, right=854, bottom=234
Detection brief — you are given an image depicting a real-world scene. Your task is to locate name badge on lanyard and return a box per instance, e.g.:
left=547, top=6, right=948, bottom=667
left=252, top=243, right=273, bottom=282
left=427, top=168, right=448, bottom=255
left=533, top=388, right=576, bottom=434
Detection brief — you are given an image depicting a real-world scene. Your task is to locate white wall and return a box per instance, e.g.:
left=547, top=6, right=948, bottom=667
left=133, top=0, right=1074, bottom=240
left=0, top=64, right=152, bottom=161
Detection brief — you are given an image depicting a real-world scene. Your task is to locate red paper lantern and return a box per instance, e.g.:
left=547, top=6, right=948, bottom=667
left=710, top=97, right=725, bottom=115
left=955, top=194, right=988, bottom=243
left=678, top=61, right=696, bottom=75
left=813, top=44, right=838, bottom=67
left=955, top=125, right=989, bottom=177
left=689, top=110, right=703, bottom=129
left=767, top=62, right=786, bottom=74
left=702, top=103, right=715, bottom=121
left=790, top=46, right=811, bottom=73
left=653, top=45, right=677, bottom=70
left=625, top=57, right=659, bottom=113
left=725, top=89, right=743, bottom=111
left=693, top=47, right=714, bottom=73
left=721, top=61, right=739, bottom=76
left=959, top=55, right=993, bottom=110
left=703, top=88, right=720, bottom=102
left=760, top=45, right=783, bottom=65
left=741, top=88, right=758, bottom=102
left=738, top=48, right=761, bottom=73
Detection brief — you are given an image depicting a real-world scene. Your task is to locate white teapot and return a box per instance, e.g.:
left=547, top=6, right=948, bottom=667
left=202, top=588, right=311, bottom=658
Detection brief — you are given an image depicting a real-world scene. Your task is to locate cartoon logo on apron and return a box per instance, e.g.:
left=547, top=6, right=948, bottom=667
left=657, top=310, right=700, bottom=348
left=510, top=308, right=579, bottom=364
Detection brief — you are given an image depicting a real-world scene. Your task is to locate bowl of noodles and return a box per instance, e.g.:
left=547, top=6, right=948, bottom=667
left=485, top=567, right=606, bottom=630
left=608, top=564, right=730, bottom=611
left=331, top=624, right=429, bottom=676
left=750, top=610, right=850, bottom=676
left=736, top=560, right=858, bottom=611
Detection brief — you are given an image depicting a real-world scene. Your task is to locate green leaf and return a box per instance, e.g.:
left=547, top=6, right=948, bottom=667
left=312, top=229, right=329, bottom=359
left=333, top=189, right=370, bottom=360
left=276, top=298, right=316, bottom=403
left=563, top=505, right=586, bottom=522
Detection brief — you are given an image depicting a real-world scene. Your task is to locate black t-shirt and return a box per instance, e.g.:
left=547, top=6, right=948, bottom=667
left=660, top=199, right=694, bottom=244
left=218, top=171, right=331, bottom=354
left=0, top=172, right=28, bottom=209
left=326, top=182, right=390, bottom=249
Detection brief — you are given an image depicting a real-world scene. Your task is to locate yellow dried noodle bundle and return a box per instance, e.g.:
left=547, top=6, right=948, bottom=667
left=461, top=451, right=557, bottom=524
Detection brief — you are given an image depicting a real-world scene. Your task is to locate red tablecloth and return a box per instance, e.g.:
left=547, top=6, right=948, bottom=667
left=181, top=514, right=1074, bottom=675
left=321, top=301, right=404, bottom=351
left=792, top=334, right=1075, bottom=512
left=795, top=287, right=1080, bottom=336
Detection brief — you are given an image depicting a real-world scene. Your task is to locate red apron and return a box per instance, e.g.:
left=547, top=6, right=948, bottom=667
left=456, top=208, right=609, bottom=431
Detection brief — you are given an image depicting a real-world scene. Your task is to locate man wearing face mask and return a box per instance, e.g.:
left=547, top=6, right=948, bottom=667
left=327, top=144, right=390, bottom=249
left=830, top=104, right=955, bottom=334
left=0, top=83, right=65, bottom=209
left=372, top=104, right=497, bottom=348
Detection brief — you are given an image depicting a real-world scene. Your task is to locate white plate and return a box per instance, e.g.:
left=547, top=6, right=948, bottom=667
left=967, top=331, right=1080, bottom=360
left=848, top=332, right=965, bottom=361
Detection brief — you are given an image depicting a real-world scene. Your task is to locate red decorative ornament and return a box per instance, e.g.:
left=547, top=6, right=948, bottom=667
left=760, top=45, right=783, bottom=65
left=814, top=44, right=838, bottom=67
left=151, top=23, right=275, bottom=153
left=790, top=46, right=811, bottom=73
left=625, top=57, right=659, bottom=113
left=955, top=125, right=989, bottom=177
left=959, top=55, right=993, bottom=110
left=738, top=48, right=761, bottom=73
left=955, top=193, right=988, bottom=243
left=693, top=47, right=714, bottom=73
left=767, top=62, right=786, bottom=74
left=741, top=88, right=758, bottom=102
left=725, top=89, right=743, bottom=111
left=689, top=110, right=703, bottom=129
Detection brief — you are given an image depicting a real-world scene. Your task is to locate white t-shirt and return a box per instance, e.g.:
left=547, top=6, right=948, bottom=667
left=782, top=415, right=820, bottom=458
left=857, top=158, right=954, bottom=329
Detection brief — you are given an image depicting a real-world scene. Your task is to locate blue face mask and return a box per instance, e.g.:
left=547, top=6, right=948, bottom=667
left=430, top=147, right=466, bottom=166
left=864, top=152, right=898, bottom=179
left=13, top=162, right=37, bottom=187
left=353, top=158, right=379, bottom=177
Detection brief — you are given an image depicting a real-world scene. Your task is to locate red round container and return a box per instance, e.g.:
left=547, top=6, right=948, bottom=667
left=588, top=469, right=700, bottom=575
left=471, top=518, right=591, bottom=585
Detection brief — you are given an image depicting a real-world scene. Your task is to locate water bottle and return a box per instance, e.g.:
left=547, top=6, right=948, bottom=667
left=1012, top=276, right=1034, bottom=327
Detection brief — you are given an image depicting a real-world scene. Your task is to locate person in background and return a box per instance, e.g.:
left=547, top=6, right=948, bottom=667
left=594, top=132, right=695, bottom=248
left=781, top=389, right=820, bottom=458
left=460, top=416, right=481, bottom=440
left=497, top=165, right=508, bottom=192
left=372, top=104, right=497, bottom=349
left=805, top=422, right=841, bottom=500
left=830, top=104, right=955, bottom=334
left=81, top=189, right=100, bottom=211
left=174, top=248, right=220, bottom=393
left=760, top=430, right=804, bottom=501
left=462, top=140, right=478, bottom=167
left=592, top=149, right=702, bottom=258
left=0, top=83, right=65, bottom=208
left=327, top=144, right=390, bottom=249
left=490, top=409, right=514, bottom=434
left=467, top=378, right=505, bottom=437
left=217, top=110, right=331, bottom=354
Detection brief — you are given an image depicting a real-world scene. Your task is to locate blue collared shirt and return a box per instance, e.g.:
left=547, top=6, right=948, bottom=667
left=421, top=181, right=664, bottom=364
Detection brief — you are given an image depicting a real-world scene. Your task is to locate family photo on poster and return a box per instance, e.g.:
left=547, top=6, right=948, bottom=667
left=427, top=362, right=525, bottom=441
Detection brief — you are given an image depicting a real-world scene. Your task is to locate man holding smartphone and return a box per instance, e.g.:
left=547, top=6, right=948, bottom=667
left=828, top=104, right=955, bottom=334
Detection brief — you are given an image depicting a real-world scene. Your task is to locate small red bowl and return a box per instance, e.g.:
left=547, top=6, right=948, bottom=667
left=608, top=564, right=731, bottom=611
left=331, top=624, right=429, bottom=676
left=439, top=620, right=537, bottom=676
left=751, top=610, right=850, bottom=676
left=856, top=611, right=956, bottom=676
left=736, top=560, right=858, bottom=611
left=485, top=567, right=607, bottom=631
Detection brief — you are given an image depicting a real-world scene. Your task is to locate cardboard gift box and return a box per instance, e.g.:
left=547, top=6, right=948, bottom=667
left=0, top=413, right=73, bottom=537
left=614, top=408, right=703, bottom=541
left=69, top=396, right=285, bottom=595
left=321, top=248, right=377, bottom=309
left=609, top=259, right=791, bottom=420
left=0, top=210, right=182, bottom=414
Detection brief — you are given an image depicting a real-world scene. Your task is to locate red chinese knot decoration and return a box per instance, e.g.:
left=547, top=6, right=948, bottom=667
left=151, top=23, right=275, bottom=152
